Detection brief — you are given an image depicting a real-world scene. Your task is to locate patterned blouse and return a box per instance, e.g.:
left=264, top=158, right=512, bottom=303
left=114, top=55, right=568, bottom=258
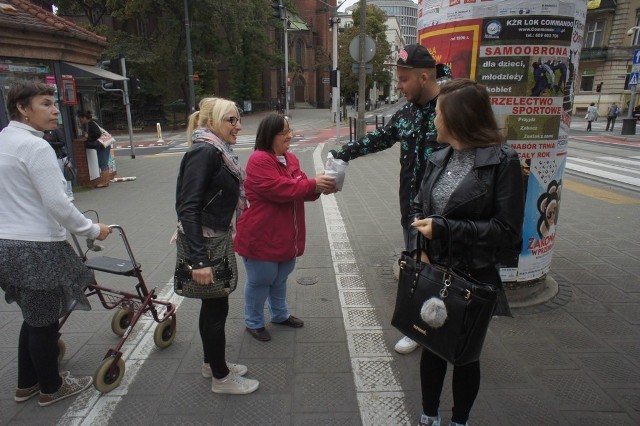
left=334, top=99, right=441, bottom=227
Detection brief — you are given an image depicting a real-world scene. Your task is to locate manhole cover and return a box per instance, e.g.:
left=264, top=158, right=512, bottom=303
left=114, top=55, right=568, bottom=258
left=297, top=276, right=318, bottom=286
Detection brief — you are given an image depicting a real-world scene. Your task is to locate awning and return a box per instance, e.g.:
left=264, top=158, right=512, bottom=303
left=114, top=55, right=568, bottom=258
left=61, top=62, right=127, bottom=81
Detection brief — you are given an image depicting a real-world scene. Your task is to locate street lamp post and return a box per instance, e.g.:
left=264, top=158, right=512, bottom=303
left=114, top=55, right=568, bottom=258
left=330, top=15, right=341, bottom=143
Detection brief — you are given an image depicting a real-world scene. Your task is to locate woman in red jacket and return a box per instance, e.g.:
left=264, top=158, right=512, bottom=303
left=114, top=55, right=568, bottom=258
left=234, top=113, right=336, bottom=341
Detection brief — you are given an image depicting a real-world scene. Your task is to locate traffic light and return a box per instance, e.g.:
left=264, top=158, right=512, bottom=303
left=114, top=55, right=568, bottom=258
left=271, top=0, right=283, bottom=19
left=98, top=59, right=123, bottom=90
left=128, top=76, right=141, bottom=96
left=330, top=69, right=338, bottom=88
left=596, top=82, right=603, bottom=92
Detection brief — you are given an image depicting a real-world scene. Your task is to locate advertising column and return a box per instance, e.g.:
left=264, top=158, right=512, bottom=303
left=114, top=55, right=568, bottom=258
left=417, top=0, right=587, bottom=283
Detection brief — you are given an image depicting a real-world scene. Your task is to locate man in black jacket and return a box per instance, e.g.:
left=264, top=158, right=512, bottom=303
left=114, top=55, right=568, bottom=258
left=329, top=44, right=451, bottom=354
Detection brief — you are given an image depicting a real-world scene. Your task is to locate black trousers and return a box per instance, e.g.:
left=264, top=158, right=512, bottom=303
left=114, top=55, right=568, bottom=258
left=18, top=321, right=63, bottom=393
left=199, top=297, right=230, bottom=379
left=419, top=266, right=499, bottom=423
left=420, top=349, right=480, bottom=424
left=606, top=116, right=616, bottom=130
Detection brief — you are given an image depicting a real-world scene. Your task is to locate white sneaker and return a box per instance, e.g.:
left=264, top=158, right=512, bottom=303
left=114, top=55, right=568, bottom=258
left=202, top=362, right=248, bottom=378
left=394, top=336, right=419, bottom=354
left=211, top=372, right=259, bottom=395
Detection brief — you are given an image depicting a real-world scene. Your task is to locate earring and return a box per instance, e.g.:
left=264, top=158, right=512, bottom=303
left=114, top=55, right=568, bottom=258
left=24, top=116, right=29, bottom=121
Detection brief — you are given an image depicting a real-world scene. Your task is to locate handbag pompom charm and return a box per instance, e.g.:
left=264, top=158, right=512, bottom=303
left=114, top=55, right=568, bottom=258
left=420, top=297, right=447, bottom=328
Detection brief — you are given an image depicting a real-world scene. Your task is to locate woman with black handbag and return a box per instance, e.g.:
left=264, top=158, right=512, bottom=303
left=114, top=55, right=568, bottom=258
left=409, top=79, right=525, bottom=426
left=174, top=97, right=259, bottom=395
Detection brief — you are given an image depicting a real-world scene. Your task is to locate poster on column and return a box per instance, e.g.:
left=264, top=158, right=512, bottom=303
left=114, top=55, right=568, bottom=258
left=417, top=0, right=586, bottom=282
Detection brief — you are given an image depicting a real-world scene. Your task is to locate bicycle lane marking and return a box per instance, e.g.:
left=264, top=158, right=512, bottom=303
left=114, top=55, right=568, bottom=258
left=58, top=278, right=183, bottom=425
left=313, top=144, right=412, bottom=426
left=564, top=178, right=640, bottom=204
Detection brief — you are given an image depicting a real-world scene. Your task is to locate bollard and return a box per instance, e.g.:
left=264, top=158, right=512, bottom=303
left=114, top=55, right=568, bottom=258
left=349, top=117, right=354, bottom=142
left=156, top=123, right=164, bottom=143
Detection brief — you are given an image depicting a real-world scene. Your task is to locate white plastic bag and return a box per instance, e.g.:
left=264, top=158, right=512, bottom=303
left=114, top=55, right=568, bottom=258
left=324, top=153, right=348, bottom=191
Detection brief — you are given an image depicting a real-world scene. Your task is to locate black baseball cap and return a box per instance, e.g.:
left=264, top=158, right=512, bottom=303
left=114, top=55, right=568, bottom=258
left=396, top=44, right=436, bottom=69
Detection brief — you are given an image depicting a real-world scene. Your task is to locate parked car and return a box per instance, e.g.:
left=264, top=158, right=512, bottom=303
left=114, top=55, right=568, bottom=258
left=633, top=105, right=640, bottom=121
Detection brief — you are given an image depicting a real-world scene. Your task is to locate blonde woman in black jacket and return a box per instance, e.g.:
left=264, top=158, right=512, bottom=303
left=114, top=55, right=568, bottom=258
left=174, top=97, right=259, bottom=395
left=409, top=79, right=525, bottom=426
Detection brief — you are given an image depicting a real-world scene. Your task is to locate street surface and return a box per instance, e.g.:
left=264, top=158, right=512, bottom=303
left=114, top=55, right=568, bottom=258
left=1, top=106, right=639, bottom=425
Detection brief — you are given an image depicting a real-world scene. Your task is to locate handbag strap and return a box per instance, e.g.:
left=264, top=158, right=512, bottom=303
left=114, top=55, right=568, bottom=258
left=423, top=215, right=479, bottom=271
left=424, top=214, right=453, bottom=269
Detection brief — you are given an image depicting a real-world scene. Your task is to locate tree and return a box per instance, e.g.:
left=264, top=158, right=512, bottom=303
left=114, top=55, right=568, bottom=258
left=338, top=3, right=391, bottom=100
left=52, top=0, right=278, bottom=107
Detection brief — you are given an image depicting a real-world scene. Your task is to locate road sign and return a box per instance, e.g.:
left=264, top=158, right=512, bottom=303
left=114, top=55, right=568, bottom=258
left=352, top=63, right=373, bottom=74
left=629, top=72, right=639, bottom=87
left=349, top=35, right=376, bottom=62
left=633, top=49, right=640, bottom=64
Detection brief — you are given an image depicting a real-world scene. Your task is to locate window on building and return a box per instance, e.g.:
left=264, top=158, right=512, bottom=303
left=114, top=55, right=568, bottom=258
left=295, top=39, right=304, bottom=65
left=584, top=20, right=605, bottom=48
left=580, top=70, right=595, bottom=92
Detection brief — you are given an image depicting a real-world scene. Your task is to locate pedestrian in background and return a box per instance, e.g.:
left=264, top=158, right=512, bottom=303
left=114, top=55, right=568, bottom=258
left=234, top=113, right=336, bottom=342
left=175, top=97, right=259, bottom=395
left=328, top=43, right=452, bottom=355
left=585, top=102, right=599, bottom=131
left=0, top=80, right=112, bottom=406
left=43, top=127, right=74, bottom=201
left=605, top=102, right=619, bottom=131
left=410, top=79, right=525, bottom=426
left=78, top=111, right=110, bottom=188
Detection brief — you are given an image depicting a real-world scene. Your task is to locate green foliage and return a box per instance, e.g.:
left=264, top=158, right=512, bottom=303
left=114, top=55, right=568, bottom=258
left=53, top=0, right=277, bottom=107
left=338, top=3, right=392, bottom=98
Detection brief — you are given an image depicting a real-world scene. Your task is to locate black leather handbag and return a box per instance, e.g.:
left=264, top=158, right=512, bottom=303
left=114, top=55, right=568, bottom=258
left=391, top=216, right=498, bottom=366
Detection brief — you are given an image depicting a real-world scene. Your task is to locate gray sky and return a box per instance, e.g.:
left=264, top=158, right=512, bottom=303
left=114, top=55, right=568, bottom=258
left=338, top=0, right=418, bottom=12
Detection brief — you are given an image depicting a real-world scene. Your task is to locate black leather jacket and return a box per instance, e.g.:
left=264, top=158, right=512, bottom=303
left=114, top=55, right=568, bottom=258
left=175, top=142, right=240, bottom=268
left=408, top=144, right=525, bottom=272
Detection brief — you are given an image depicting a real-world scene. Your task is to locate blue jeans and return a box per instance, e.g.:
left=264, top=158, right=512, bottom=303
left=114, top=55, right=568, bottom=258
left=243, top=257, right=296, bottom=329
left=97, top=147, right=110, bottom=172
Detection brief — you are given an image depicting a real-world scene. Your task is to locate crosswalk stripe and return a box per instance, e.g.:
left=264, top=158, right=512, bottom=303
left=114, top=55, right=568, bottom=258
left=566, top=158, right=640, bottom=187
left=567, top=157, right=640, bottom=176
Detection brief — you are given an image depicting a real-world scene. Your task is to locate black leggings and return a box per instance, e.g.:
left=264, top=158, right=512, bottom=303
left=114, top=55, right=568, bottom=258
left=420, top=348, right=480, bottom=424
left=420, top=266, right=500, bottom=423
left=18, top=321, right=63, bottom=394
left=199, top=297, right=230, bottom=379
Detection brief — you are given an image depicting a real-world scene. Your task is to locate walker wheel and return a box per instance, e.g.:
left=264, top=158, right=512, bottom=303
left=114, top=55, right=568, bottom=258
left=93, top=356, right=125, bottom=394
left=111, top=308, right=133, bottom=336
left=57, top=338, right=66, bottom=364
left=153, top=315, right=176, bottom=349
